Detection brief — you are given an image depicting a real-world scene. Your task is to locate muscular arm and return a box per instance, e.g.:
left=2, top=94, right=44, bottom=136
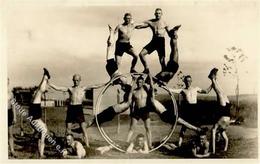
left=135, top=22, right=149, bottom=29
left=83, top=83, right=106, bottom=90
left=48, top=82, right=68, bottom=92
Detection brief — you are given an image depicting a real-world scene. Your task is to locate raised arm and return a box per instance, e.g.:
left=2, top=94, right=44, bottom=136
left=48, top=82, right=68, bottom=92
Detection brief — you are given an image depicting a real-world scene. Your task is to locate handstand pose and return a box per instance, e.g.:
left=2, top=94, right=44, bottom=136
left=154, top=25, right=181, bottom=84
left=28, top=68, right=50, bottom=158
left=208, top=68, right=232, bottom=154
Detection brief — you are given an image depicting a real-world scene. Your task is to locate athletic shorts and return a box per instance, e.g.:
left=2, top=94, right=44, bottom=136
left=180, top=103, right=198, bottom=124
left=8, top=109, right=14, bottom=127
left=106, top=58, right=118, bottom=77
left=143, top=37, right=165, bottom=57
left=66, top=105, right=85, bottom=124
left=215, top=103, right=231, bottom=122
left=166, top=60, right=179, bottom=73
left=97, top=106, right=117, bottom=125
left=28, top=103, right=42, bottom=120
left=114, top=41, right=133, bottom=56
left=130, top=107, right=150, bottom=121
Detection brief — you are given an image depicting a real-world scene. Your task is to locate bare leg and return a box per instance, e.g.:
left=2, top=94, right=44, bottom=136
left=158, top=55, right=166, bottom=71
left=126, top=118, right=138, bottom=142
left=37, top=120, right=47, bottom=158
left=106, top=25, right=114, bottom=61
left=212, top=124, right=218, bottom=154
left=139, top=49, right=149, bottom=72
left=177, top=117, right=200, bottom=131
left=144, top=118, right=152, bottom=148
left=222, top=131, right=229, bottom=152
left=8, top=126, right=16, bottom=156
left=178, top=125, right=186, bottom=147
left=115, top=55, right=122, bottom=70
left=66, top=123, right=73, bottom=134
left=81, top=122, right=90, bottom=147
left=127, top=48, right=138, bottom=72
left=32, top=70, right=49, bottom=104
left=169, top=37, right=179, bottom=63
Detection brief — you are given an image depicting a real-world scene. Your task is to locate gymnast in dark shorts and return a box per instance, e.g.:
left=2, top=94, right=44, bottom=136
left=115, top=41, right=134, bottom=57
left=154, top=25, right=181, bottom=84
left=66, top=105, right=85, bottom=124
left=130, top=107, right=150, bottom=121
left=144, top=37, right=165, bottom=58
left=214, top=103, right=231, bottom=123
left=28, top=103, right=42, bottom=120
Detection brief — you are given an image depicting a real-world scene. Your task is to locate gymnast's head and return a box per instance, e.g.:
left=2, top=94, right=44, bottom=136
left=72, top=74, right=81, bottom=86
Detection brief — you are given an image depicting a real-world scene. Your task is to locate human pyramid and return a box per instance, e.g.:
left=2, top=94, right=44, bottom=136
left=8, top=8, right=233, bottom=159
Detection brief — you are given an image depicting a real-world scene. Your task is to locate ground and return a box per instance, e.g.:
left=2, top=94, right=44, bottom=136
left=9, top=94, right=258, bottom=159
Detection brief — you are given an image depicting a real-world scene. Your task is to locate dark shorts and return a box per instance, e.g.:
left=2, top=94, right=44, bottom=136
left=143, top=37, right=165, bottom=57
left=166, top=60, right=179, bottom=73
left=28, top=103, right=42, bottom=120
left=114, top=41, right=133, bottom=56
left=180, top=103, right=198, bottom=124
left=8, top=109, right=14, bottom=127
left=215, top=103, right=231, bottom=121
left=97, top=106, right=117, bottom=125
left=106, top=58, right=118, bottom=77
left=66, top=105, right=85, bottom=124
left=131, top=107, right=150, bottom=121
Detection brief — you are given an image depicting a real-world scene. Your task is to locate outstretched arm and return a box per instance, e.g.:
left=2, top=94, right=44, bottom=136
left=135, top=22, right=149, bottom=29
left=83, top=83, right=106, bottom=91
left=48, top=82, right=68, bottom=92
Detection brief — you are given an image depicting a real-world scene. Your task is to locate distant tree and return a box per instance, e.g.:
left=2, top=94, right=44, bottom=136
left=223, top=46, right=248, bottom=116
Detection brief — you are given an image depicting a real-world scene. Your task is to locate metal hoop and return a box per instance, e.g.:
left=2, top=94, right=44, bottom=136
left=94, top=72, right=178, bottom=153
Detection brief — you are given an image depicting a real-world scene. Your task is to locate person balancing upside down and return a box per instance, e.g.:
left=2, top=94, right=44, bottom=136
left=27, top=68, right=50, bottom=158
left=208, top=68, right=233, bottom=154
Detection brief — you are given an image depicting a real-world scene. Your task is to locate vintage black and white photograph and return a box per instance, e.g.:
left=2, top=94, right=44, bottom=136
left=2, top=0, right=258, bottom=160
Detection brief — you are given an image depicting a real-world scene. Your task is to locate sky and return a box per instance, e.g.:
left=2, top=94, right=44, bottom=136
left=3, top=0, right=259, bottom=97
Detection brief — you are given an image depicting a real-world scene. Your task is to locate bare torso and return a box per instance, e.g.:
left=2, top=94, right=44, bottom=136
left=116, top=23, right=136, bottom=43
left=147, top=19, right=168, bottom=37
left=133, top=87, right=148, bottom=109
left=68, top=86, right=85, bottom=105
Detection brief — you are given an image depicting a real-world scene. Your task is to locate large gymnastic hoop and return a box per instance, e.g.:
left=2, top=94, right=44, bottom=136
left=94, top=73, right=178, bottom=153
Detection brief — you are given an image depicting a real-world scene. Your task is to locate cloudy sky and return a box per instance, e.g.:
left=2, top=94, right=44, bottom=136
left=4, top=0, right=259, bottom=96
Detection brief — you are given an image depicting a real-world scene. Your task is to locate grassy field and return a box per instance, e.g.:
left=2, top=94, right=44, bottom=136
left=9, top=94, right=258, bottom=159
